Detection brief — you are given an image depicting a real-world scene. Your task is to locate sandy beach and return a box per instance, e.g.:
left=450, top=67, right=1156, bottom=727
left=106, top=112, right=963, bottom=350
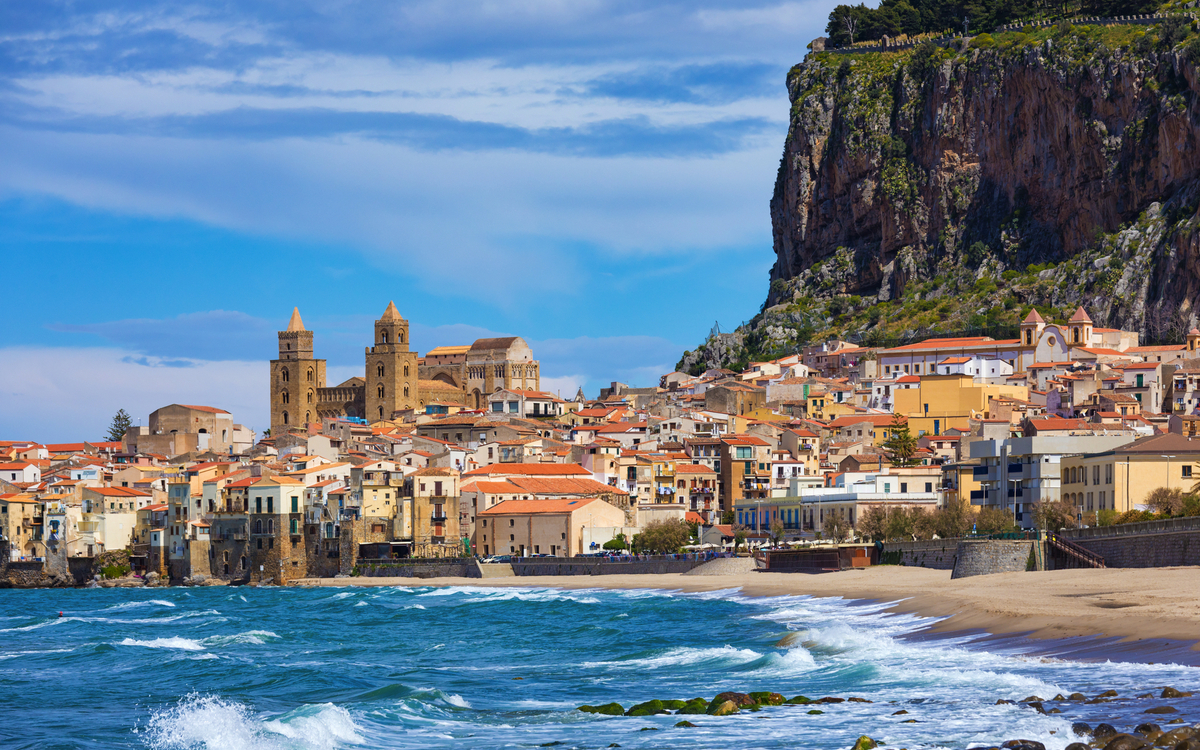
left=294, top=566, right=1200, bottom=650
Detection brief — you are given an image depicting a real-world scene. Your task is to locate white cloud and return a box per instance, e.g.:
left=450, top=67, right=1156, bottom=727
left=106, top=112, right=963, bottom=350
left=0, top=347, right=265, bottom=443
left=538, top=374, right=585, bottom=400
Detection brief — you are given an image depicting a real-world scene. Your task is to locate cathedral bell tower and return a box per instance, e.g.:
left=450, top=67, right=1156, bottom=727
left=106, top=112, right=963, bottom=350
left=271, top=308, right=326, bottom=433
left=365, top=301, right=418, bottom=421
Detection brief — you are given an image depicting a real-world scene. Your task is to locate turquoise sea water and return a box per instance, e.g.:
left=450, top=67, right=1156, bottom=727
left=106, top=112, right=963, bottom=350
left=0, top=585, right=1197, bottom=749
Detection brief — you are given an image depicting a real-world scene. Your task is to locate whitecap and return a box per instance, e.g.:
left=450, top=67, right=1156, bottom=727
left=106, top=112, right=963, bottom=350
left=263, top=703, right=364, bottom=749
left=104, top=599, right=176, bottom=611
left=119, top=637, right=206, bottom=651
left=354, top=601, right=368, bottom=607
left=404, top=604, right=426, bottom=610
left=203, top=630, right=281, bottom=647
left=584, top=644, right=763, bottom=670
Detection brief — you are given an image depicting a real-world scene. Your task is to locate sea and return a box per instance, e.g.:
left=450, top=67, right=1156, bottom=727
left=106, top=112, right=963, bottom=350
left=0, top=585, right=1197, bottom=750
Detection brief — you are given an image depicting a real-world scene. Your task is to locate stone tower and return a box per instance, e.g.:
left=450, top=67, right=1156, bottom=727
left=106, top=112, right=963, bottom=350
left=365, top=301, right=418, bottom=421
left=271, top=307, right=327, bottom=433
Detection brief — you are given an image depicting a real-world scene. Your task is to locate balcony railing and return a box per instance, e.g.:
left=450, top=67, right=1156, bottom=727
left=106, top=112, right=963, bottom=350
left=430, top=514, right=448, bottom=523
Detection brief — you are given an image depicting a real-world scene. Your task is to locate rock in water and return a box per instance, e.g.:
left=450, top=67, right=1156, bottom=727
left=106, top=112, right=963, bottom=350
left=1070, top=722, right=1092, bottom=736
left=674, top=721, right=697, bottom=728
left=1065, top=744, right=1090, bottom=750
left=1093, top=724, right=1118, bottom=740
left=1144, top=706, right=1178, bottom=715
left=1102, top=734, right=1150, bottom=750
left=748, top=692, right=785, bottom=706
left=1001, top=741, right=1046, bottom=750
left=625, top=700, right=669, bottom=717
left=709, top=700, right=739, bottom=717
left=578, top=703, right=624, bottom=716
left=852, top=737, right=877, bottom=750
left=712, top=692, right=756, bottom=708
left=1162, top=687, right=1192, bottom=698
left=786, top=696, right=812, bottom=705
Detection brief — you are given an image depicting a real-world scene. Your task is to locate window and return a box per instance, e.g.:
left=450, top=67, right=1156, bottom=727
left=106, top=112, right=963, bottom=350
left=267, top=497, right=273, bottom=513
left=290, top=518, right=298, bottom=534
left=508, top=401, right=519, bottom=413
left=735, top=447, right=751, bottom=459
left=281, top=390, right=289, bottom=404
left=1093, top=465, right=1100, bottom=485
left=509, top=519, right=515, bottom=527
left=257, top=538, right=262, bottom=549
left=925, top=482, right=933, bottom=493
left=291, top=496, right=298, bottom=513
left=1183, top=465, right=1193, bottom=479
left=900, top=483, right=908, bottom=493
left=1105, top=464, right=1113, bottom=484
left=255, top=497, right=262, bottom=513
left=378, top=385, right=385, bottom=398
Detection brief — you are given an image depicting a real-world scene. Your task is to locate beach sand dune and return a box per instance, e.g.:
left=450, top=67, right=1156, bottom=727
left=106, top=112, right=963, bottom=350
left=295, top=565, right=1200, bottom=648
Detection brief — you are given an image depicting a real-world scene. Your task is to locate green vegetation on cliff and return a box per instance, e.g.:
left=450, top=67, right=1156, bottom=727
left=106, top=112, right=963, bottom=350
left=824, top=0, right=1163, bottom=47
left=678, top=16, right=1200, bottom=374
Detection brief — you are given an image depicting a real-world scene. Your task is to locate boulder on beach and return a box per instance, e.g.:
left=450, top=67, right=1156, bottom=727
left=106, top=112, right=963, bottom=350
left=1094, top=724, right=1118, bottom=739
left=1133, top=723, right=1160, bottom=738
left=1160, top=727, right=1199, bottom=744
left=709, top=700, right=739, bottom=716
left=1070, top=722, right=1092, bottom=736
left=1001, top=740, right=1046, bottom=750
left=1162, top=687, right=1192, bottom=699
left=1064, top=743, right=1090, bottom=750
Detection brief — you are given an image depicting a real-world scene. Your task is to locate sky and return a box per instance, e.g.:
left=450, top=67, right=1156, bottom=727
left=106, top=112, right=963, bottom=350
left=0, top=0, right=840, bottom=443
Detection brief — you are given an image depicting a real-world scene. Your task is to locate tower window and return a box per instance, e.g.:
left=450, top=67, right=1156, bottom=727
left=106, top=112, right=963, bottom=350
left=307, top=369, right=313, bottom=382
left=404, top=385, right=410, bottom=398
left=403, top=365, right=409, bottom=377
left=283, top=411, right=289, bottom=424
left=377, top=364, right=384, bottom=377
left=378, top=406, right=384, bottom=419
left=307, top=391, right=313, bottom=404
left=382, top=331, right=389, bottom=344
left=281, top=390, right=289, bottom=404
left=281, top=369, right=289, bottom=382
left=378, top=385, right=385, bottom=398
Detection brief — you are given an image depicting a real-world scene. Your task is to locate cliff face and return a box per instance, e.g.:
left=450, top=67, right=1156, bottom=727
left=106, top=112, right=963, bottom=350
left=680, top=25, right=1200, bottom=373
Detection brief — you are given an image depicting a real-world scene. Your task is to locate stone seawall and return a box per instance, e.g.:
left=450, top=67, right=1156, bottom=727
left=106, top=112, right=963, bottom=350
left=357, top=559, right=480, bottom=578
left=1060, top=517, right=1200, bottom=568
left=511, top=559, right=707, bottom=576
left=951, top=540, right=1034, bottom=579
left=880, top=540, right=959, bottom=570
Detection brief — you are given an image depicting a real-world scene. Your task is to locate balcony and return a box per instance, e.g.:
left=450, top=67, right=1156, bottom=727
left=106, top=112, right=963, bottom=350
left=430, top=513, right=448, bottom=523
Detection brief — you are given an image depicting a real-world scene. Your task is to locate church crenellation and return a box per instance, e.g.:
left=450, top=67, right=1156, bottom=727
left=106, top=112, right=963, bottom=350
left=269, top=303, right=541, bottom=433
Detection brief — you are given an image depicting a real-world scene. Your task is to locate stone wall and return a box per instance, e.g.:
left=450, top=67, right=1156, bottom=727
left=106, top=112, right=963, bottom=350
left=356, top=558, right=479, bottom=578
left=880, top=539, right=960, bottom=570
left=1061, top=518, right=1200, bottom=568
left=511, top=558, right=708, bottom=576
left=950, top=540, right=1034, bottom=579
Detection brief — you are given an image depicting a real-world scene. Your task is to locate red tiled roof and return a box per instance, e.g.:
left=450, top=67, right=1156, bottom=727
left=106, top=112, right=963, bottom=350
left=479, top=497, right=603, bottom=515
left=177, top=404, right=231, bottom=414
left=463, top=463, right=590, bottom=477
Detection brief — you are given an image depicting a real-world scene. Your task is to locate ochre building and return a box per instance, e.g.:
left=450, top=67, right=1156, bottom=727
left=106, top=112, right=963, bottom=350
left=270, top=303, right=540, bottom=432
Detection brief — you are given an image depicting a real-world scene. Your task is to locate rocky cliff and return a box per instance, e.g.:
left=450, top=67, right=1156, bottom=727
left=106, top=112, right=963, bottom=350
left=680, top=21, right=1200, bottom=373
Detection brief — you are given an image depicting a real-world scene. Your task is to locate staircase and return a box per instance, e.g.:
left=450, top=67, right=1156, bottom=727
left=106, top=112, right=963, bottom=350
left=1046, top=533, right=1106, bottom=569
left=477, top=562, right=516, bottom=578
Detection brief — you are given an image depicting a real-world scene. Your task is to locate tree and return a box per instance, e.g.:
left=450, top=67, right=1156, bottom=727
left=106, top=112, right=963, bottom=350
left=858, top=505, right=889, bottom=541
left=602, top=533, right=628, bottom=551
left=932, top=497, right=972, bottom=538
left=1145, top=487, right=1184, bottom=516
left=733, top=528, right=748, bottom=553
left=721, top=510, right=735, bottom=525
left=974, top=506, right=1015, bottom=535
left=106, top=409, right=132, bottom=443
left=881, top=414, right=919, bottom=467
left=823, top=512, right=851, bottom=542
left=1031, top=498, right=1077, bottom=531
left=769, top=519, right=785, bottom=546
left=633, top=519, right=692, bottom=554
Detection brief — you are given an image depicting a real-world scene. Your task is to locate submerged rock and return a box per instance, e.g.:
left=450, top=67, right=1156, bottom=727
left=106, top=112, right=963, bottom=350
left=1068, top=693, right=1087, bottom=701
left=1162, top=687, right=1192, bottom=699
left=748, top=692, right=785, bottom=706
left=578, top=703, right=624, bottom=716
left=1097, top=690, right=1119, bottom=698
left=625, top=700, right=669, bottom=717
left=676, top=698, right=709, bottom=715
left=786, top=696, right=812, bottom=705
left=674, top=720, right=697, bottom=728
left=892, top=710, right=909, bottom=715
left=709, top=700, right=739, bottom=717
left=852, top=736, right=878, bottom=750
left=1133, top=723, right=1160, bottom=738
left=1143, top=706, right=1178, bottom=715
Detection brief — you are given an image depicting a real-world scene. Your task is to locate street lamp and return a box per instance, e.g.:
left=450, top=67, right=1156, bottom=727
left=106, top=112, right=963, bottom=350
left=1162, top=455, right=1176, bottom=495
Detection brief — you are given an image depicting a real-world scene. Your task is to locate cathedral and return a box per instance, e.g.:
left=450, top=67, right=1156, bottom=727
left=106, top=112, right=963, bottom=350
left=269, top=303, right=540, bottom=432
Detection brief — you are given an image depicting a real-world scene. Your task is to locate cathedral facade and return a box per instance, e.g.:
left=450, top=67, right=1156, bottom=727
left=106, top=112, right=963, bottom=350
left=269, top=304, right=540, bottom=432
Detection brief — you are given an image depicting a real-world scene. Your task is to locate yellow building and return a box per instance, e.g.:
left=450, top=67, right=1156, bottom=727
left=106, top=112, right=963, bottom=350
left=892, top=374, right=1028, bottom=436
left=1059, top=433, right=1200, bottom=514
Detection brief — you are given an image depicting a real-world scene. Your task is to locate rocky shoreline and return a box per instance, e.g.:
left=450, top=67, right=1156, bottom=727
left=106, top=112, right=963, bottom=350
left=576, top=687, right=1198, bottom=748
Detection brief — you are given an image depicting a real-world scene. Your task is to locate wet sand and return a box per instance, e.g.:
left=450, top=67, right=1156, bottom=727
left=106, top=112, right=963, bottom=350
left=293, top=566, right=1200, bottom=654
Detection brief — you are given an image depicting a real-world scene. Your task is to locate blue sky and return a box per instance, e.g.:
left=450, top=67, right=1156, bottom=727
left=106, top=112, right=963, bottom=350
left=0, top=0, right=839, bottom=442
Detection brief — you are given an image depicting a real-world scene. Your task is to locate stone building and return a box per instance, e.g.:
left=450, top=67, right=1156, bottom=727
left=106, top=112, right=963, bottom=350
left=124, top=404, right=250, bottom=456
left=269, top=305, right=542, bottom=432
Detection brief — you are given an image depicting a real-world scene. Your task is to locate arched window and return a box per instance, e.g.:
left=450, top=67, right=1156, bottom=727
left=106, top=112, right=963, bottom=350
left=281, top=390, right=289, bottom=404
left=240, top=555, right=246, bottom=570
left=254, top=519, right=262, bottom=534
left=290, top=518, right=298, bottom=534
left=306, top=411, right=311, bottom=423
left=403, top=385, right=410, bottom=398
left=378, top=406, right=384, bottom=419
left=400, top=331, right=405, bottom=344
left=307, top=391, right=313, bottom=404
left=268, top=519, right=274, bottom=535
left=282, top=411, right=289, bottom=425
left=307, top=369, right=313, bottom=382
left=377, top=364, right=384, bottom=377
left=403, top=364, right=409, bottom=377
left=382, top=331, right=389, bottom=344
left=281, top=369, right=289, bottom=382
left=377, top=385, right=385, bottom=398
